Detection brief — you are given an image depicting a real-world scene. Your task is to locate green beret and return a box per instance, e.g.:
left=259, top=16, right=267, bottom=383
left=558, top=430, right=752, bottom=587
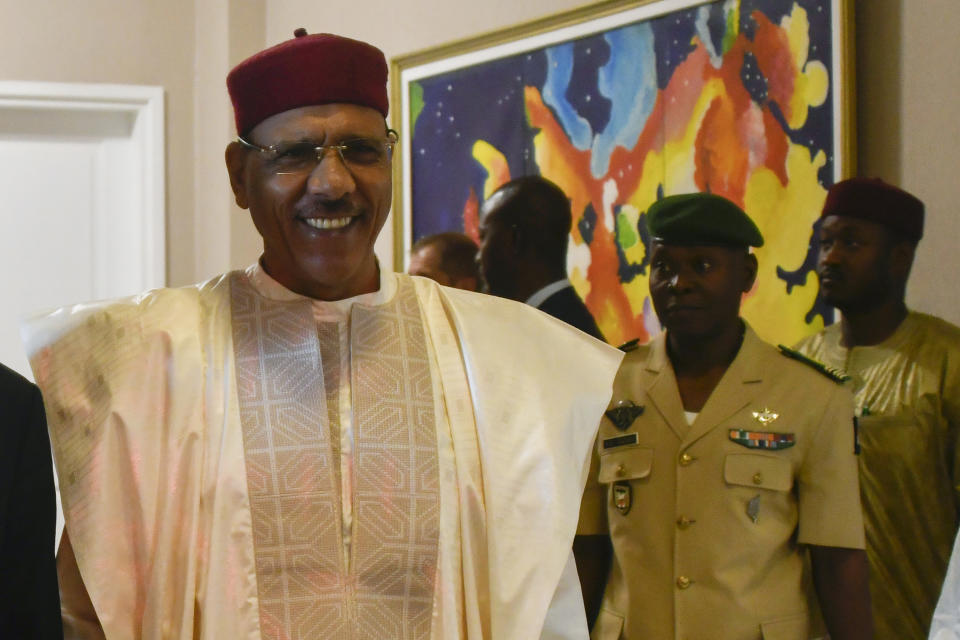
left=646, top=193, right=764, bottom=248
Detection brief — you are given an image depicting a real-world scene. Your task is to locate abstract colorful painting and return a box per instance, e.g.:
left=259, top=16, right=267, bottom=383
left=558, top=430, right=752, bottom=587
left=393, top=0, right=852, bottom=346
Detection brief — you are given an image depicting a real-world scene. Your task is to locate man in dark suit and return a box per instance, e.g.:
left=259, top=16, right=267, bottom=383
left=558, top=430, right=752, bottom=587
left=0, top=362, right=62, bottom=638
left=478, top=175, right=605, bottom=341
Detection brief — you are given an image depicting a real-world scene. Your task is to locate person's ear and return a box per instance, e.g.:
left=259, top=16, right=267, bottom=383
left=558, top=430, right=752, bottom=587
left=225, top=141, right=251, bottom=210
left=889, top=241, right=916, bottom=282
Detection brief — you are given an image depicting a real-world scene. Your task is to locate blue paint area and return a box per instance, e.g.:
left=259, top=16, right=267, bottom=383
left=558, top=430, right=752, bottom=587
left=591, top=23, right=658, bottom=178
left=578, top=202, right=598, bottom=245
left=654, top=10, right=699, bottom=90
left=741, top=51, right=770, bottom=105
left=543, top=44, right=593, bottom=151
left=566, top=36, right=612, bottom=138
left=411, top=52, right=546, bottom=241
left=703, top=2, right=733, bottom=56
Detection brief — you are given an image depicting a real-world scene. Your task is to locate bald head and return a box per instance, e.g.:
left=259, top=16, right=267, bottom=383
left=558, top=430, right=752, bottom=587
left=408, top=232, right=480, bottom=291
left=478, top=176, right=572, bottom=298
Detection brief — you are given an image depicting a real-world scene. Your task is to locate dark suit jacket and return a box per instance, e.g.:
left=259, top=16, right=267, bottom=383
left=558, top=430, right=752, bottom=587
left=0, top=363, right=62, bottom=639
left=537, top=285, right=606, bottom=343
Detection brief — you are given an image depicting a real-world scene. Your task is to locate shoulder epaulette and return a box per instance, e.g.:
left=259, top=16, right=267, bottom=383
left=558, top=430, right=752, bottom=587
left=777, top=344, right=850, bottom=383
left=618, top=338, right=640, bottom=353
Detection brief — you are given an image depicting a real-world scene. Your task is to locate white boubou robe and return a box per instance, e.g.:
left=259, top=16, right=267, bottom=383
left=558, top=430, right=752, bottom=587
left=23, top=266, right=622, bottom=640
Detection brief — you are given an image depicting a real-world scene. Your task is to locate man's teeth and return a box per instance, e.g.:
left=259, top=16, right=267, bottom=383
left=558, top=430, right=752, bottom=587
left=304, top=217, right=352, bottom=230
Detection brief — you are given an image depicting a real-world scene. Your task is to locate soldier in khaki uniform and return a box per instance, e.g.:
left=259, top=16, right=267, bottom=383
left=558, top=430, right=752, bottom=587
left=575, top=193, right=872, bottom=640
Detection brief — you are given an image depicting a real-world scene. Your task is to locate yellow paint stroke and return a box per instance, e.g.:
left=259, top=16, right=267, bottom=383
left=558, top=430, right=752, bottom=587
left=742, top=141, right=827, bottom=344
left=782, top=4, right=829, bottom=129
left=472, top=140, right=511, bottom=199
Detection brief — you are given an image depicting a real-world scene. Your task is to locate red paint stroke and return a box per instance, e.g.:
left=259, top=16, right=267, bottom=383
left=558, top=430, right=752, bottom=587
left=462, top=187, right=480, bottom=243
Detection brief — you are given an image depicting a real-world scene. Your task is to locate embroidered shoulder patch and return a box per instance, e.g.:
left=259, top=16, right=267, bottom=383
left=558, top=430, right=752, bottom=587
left=777, top=345, right=850, bottom=383
left=729, top=429, right=795, bottom=450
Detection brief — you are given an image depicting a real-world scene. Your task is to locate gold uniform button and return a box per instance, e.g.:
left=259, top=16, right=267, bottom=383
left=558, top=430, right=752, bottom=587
left=676, top=516, right=695, bottom=529
left=679, top=452, right=694, bottom=466
left=615, top=464, right=626, bottom=477
left=752, top=472, right=763, bottom=485
left=676, top=576, right=692, bottom=589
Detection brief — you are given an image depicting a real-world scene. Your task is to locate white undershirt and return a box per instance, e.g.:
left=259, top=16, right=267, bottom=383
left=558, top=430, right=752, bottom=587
left=525, top=278, right=571, bottom=309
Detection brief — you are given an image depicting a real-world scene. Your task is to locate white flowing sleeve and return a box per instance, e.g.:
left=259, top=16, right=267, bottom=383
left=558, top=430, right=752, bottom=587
left=931, top=530, right=960, bottom=639
left=538, top=551, right=589, bottom=640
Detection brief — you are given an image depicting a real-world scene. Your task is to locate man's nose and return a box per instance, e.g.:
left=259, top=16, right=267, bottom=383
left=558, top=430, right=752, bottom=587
left=668, top=271, right=692, bottom=291
left=306, top=151, right=356, bottom=200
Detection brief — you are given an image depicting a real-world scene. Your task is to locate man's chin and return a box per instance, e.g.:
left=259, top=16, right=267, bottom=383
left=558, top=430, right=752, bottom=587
left=817, top=288, right=847, bottom=310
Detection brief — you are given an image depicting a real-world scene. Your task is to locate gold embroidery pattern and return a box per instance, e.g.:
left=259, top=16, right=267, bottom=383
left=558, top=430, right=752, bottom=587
left=230, top=274, right=349, bottom=638
left=351, top=279, right=439, bottom=638
left=230, top=274, right=439, bottom=639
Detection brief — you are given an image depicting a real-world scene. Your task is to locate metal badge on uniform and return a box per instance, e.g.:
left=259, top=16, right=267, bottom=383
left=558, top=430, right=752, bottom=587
left=605, top=400, right=644, bottom=431
left=751, top=407, right=779, bottom=425
left=603, top=432, right=639, bottom=450
left=728, top=429, right=795, bottom=450
left=747, top=494, right=761, bottom=523
left=613, top=481, right=632, bottom=515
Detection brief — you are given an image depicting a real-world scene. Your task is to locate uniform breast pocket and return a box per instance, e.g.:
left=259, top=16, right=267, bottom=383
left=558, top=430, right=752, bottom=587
left=599, top=447, right=653, bottom=484
left=724, top=453, right=792, bottom=492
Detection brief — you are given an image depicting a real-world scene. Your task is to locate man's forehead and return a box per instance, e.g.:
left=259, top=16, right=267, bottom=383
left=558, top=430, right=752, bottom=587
left=411, top=243, right=442, bottom=264
left=820, top=214, right=889, bottom=236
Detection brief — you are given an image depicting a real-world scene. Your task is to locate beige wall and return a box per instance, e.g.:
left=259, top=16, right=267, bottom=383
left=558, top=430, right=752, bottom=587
left=0, top=0, right=198, bottom=286
left=857, top=0, right=960, bottom=324
left=1, top=0, right=957, bottom=322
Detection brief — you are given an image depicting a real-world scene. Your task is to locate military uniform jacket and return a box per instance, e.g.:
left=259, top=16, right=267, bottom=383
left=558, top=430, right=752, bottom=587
left=579, top=325, right=865, bottom=640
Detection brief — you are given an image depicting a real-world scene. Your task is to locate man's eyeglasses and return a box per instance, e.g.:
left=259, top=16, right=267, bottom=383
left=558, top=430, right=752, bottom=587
left=237, top=129, right=399, bottom=174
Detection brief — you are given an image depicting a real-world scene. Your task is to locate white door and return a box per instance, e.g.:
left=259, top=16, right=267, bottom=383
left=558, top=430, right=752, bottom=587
left=0, top=82, right=164, bottom=377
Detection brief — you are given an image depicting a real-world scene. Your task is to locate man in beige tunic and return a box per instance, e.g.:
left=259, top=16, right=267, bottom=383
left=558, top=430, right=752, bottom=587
left=23, top=31, right=622, bottom=640
left=795, top=178, right=960, bottom=639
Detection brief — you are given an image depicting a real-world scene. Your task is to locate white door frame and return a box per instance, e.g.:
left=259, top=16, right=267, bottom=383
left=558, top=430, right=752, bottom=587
left=0, top=81, right=166, bottom=290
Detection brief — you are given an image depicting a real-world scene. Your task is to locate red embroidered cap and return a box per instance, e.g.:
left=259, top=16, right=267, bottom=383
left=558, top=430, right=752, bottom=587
left=821, top=177, right=925, bottom=242
left=227, top=28, right=388, bottom=134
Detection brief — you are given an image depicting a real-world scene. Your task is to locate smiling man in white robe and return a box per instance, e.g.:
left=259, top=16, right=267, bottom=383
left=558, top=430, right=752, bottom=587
left=23, top=30, right=622, bottom=640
